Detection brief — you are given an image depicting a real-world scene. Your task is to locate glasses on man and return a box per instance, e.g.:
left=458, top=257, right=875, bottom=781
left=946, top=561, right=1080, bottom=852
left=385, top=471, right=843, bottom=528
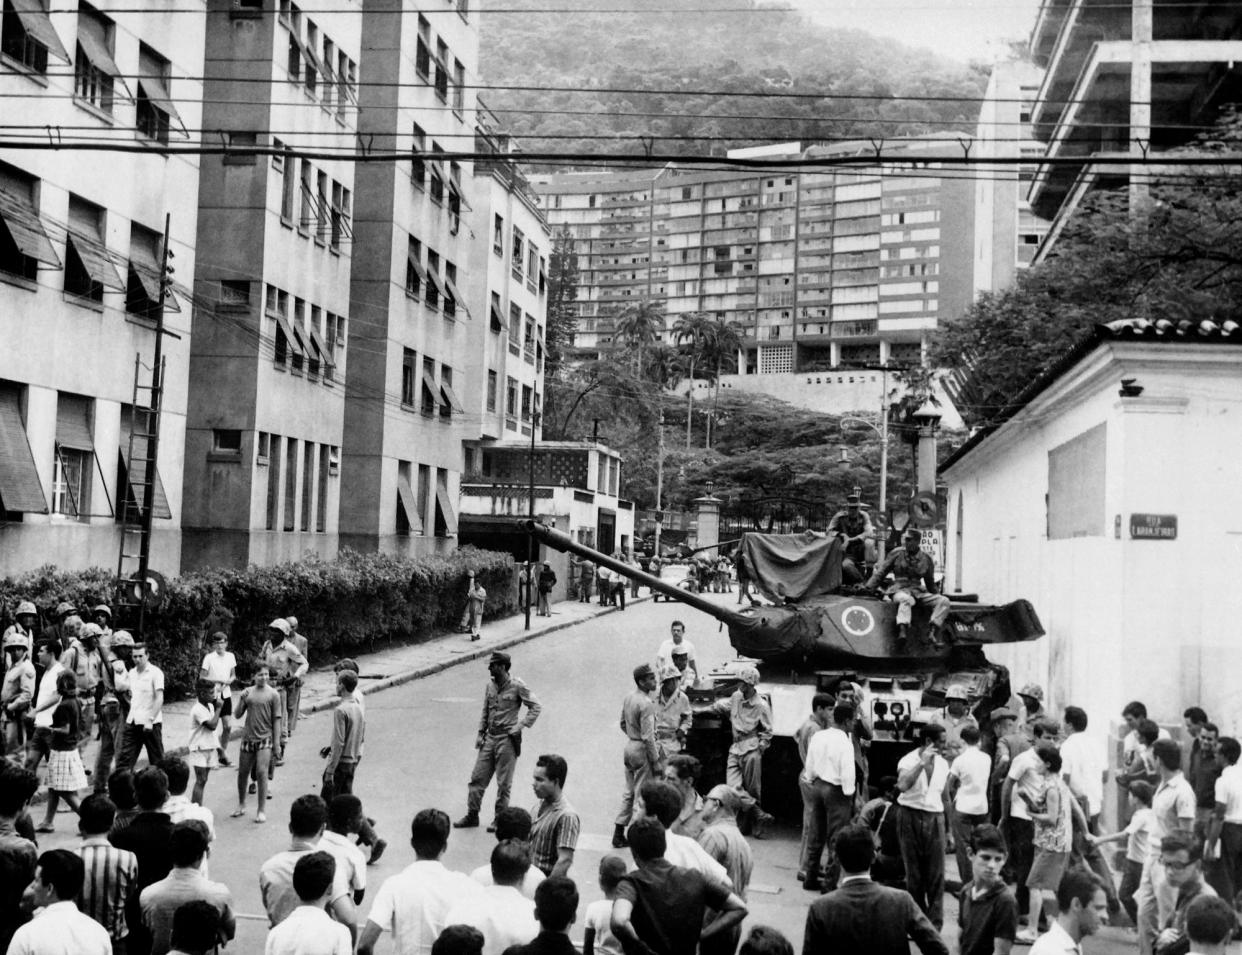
left=1161, top=858, right=1195, bottom=872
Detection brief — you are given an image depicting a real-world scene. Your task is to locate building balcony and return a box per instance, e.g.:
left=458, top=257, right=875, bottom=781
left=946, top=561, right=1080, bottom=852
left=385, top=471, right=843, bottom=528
left=831, top=320, right=879, bottom=340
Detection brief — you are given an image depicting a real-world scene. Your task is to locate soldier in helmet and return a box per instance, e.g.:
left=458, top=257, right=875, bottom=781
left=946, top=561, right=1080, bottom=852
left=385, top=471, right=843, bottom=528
left=93, top=629, right=133, bottom=790
left=865, top=528, right=951, bottom=647
left=45, top=601, right=77, bottom=646
left=653, top=665, right=692, bottom=769
left=2, top=601, right=39, bottom=653
left=89, top=604, right=113, bottom=642
left=2, top=630, right=36, bottom=757
left=827, top=486, right=876, bottom=583
left=930, top=684, right=979, bottom=762
left=258, top=618, right=308, bottom=771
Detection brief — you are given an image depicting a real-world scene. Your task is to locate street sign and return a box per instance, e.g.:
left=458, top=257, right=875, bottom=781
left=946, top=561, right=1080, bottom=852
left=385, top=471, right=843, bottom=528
left=1130, top=513, right=1177, bottom=540
left=918, top=529, right=943, bottom=563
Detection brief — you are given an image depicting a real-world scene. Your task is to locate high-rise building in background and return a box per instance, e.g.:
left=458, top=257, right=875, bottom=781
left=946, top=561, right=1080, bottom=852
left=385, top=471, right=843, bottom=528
left=531, top=139, right=973, bottom=419
left=0, top=0, right=204, bottom=575
left=1025, top=0, right=1242, bottom=259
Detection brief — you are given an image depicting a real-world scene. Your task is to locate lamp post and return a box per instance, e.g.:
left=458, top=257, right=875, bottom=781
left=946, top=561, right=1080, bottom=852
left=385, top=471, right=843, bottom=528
left=910, top=400, right=942, bottom=495
left=840, top=412, right=889, bottom=562
left=525, top=411, right=540, bottom=631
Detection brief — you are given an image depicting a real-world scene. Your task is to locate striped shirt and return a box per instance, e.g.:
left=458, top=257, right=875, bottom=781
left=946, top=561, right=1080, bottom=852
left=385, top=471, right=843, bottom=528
left=78, top=836, right=139, bottom=941
left=528, top=797, right=580, bottom=876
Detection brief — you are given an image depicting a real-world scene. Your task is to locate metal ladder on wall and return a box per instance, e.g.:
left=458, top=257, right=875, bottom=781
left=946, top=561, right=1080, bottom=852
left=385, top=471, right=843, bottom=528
left=114, top=353, right=165, bottom=626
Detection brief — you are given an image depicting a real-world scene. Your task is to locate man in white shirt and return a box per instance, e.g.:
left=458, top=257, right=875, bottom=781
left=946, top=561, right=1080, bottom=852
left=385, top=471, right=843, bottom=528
left=8, top=848, right=111, bottom=955
left=1060, top=705, right=1120, bottom=915
left=118, top=643, right=165, bottom=770
left=636, top=779, right=732, bottom=887
left=24, top=639, right=65, bottom=774
left=199, top=632, right=236, bottom=766
left=1135, top=738, right=1197, bottom=955
left=655, top=621, right=696, bottom=672
left=947, top=722, right=990, bottom=888
left=265, top=851, right=353, bottom=955
left=1029, top=868, right=1110, bottom=955
left=896, top=723, right=950, bottom=930
left=358, top=808, right=484, bottom=955
left=445, top=840, right=540, bottom=955
left=800, top=702, right=856, bottom=891
left=1205, top=736, right=1242, bottom=906
left=321, top=795, right=368, bottom=905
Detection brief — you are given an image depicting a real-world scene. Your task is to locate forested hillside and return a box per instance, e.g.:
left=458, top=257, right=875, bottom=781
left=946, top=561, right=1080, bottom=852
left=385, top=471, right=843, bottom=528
left=477, top=0, right=988, bottom=160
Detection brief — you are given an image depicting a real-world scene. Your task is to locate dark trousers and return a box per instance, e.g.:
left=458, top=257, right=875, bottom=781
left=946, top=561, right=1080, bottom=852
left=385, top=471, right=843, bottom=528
left=952, top=810, right=989, bottom=885
left=93, top=701, right=124, bottom=792
left=803, top=780, right=853, bottom=884
left=117, top=722, right=164, bottom=771
left=1120, top=858, right=1143, bottom=924
left=320, top=760, right=379, bottom=846
left=898, top=806, right=945, bottom=929
left=467, top=734, right=517, bottom=817
left=1002, top=816, right=1035, bottom=912
left=613, top=582, right=626, bottom=610
left=1217, top=821, right=1242, bottom=906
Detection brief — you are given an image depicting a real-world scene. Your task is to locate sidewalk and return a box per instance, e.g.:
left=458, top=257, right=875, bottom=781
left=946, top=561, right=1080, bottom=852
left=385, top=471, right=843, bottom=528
left=160, top=588, right=657, bottom=751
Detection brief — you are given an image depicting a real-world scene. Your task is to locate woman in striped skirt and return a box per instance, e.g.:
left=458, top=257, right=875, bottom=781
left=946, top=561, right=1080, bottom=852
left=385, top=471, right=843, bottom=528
left=36, top=669, right=88, bottom=832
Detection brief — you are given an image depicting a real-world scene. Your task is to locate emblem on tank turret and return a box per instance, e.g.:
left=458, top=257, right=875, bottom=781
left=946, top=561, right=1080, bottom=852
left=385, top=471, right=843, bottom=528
left=841, top=605, right=876, bottom=637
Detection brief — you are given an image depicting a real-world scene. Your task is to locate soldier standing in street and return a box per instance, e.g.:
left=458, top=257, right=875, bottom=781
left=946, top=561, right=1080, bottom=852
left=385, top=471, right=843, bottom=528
left=92, top=629, right=133, bottom=790
left=653, top=666, right=691, bottom=769
left=456, top=651, right=542, bottom=831
left=707, top=666, right=776, bottom=839
left=258, top=618, right=308, bottom=770
left=613, top=664, right=659, bottom=848
left=2, top=630, right=36, bottom=758
left=285, top=616, right=309, bottom=739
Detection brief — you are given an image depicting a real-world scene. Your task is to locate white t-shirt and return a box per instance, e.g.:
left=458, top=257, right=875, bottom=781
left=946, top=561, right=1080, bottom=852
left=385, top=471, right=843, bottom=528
left=1216, top=763, right=1242, bottom=824
left=1007, top=747, right=1044, bottom=821
left=656, top=637, right=696, bottom=670
left=584, top=898, right=623, bottom=955
left=188, top=702, right=220, bottom=753
left=366, top=860, right=483, bottom=955
left=33, top=662, right=65, bottom=728
left=896, top=748, right=950, bottom=814
left=201, top=651, right=237, bottom=697
left=1124, top=807, right=1153, bottom=863
left=1059, top=731, right=1105, bottom=817
left=664, top=832, right=731, bottom=888
left=320, top=830, right=367, bottom=897
left=469, top=863, right=544, bottom=900
left=265, top=904, right=352, bottom=955
left=444, top=884, right=539, bottom=955
left=1122, top=726, right=1171, bottom=760
left=127, top=664, right=165, bottom=725
left=949, top=746, right=991, bottom=816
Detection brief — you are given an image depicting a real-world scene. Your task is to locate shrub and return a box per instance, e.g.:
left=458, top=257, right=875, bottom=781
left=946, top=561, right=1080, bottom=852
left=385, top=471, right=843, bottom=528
left=0, top=547, right=516, bottom=697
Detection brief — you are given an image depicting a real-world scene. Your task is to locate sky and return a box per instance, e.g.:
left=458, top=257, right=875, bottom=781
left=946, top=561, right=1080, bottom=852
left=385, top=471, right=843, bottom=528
left=783, top=0, right=1044, bottom=63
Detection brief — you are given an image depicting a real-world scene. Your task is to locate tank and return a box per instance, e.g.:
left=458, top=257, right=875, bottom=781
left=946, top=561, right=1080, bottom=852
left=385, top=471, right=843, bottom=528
left=525, top=520, right=1046, bottom=815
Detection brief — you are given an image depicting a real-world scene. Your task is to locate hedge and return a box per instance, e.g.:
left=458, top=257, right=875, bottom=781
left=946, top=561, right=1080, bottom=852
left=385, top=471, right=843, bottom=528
left=0, top=546, right=517, bottom=698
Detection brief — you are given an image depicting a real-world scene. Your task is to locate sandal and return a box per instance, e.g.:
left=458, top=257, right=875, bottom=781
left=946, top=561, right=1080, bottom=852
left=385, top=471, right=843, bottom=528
left=1013, top=931, right=1038, bottom=945
left=35, top=824, right=54, bottom=833
left=230, top=808, right=246, bottom=818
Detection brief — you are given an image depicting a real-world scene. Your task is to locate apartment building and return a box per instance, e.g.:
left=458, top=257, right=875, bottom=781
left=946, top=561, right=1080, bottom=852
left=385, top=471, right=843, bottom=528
left=463, top=118, right=549, bottom=460
left=532, top=140, right=973, bottom=417
left=339, top=0, right=479, bottom=556
left=0, top=0, right=204, bottom=575
left=1026, top=0, right=1242, bottom=258
left=973, top=60, right=1051, bottom=296
left=182, top=0, right=359, bottom=571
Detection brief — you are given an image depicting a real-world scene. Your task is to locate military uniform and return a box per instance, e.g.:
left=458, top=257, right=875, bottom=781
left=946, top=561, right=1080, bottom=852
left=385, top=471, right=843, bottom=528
left=466, top=667, right=541, bottom=819
left=866, top=545, right=950, bottom=638
left=615, top=686, right=659, bottom=827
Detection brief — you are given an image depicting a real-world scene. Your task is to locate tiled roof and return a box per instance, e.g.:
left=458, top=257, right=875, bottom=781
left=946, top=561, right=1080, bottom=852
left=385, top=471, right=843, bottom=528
left=940, top=318, right=1242, bottom=474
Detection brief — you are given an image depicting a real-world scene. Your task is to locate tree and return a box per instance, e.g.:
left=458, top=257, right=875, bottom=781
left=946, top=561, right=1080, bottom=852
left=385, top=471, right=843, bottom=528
left=613, top=298, right=664, bottom=379
left=544, top=225, right=579, bottom=378
left=702, top=317, right=744, bottom=448
left=671, top=312, right=716, bottom=448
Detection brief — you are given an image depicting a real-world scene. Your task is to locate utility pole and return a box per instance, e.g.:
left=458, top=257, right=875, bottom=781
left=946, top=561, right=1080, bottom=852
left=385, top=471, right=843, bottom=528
left=653, top=409, right=664, bottom=557
left=1130, top=0, right=1153, bottom=211
left=525, top=411, right=539, bottom=631
left=877, top=365, right=889, bottom=562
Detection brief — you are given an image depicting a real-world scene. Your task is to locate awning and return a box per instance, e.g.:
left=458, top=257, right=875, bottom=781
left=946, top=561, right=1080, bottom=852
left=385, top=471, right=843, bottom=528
left=301, top=35, right=326, bottom=83
left=290, top=323, right=310, bottom=361
left=448, top=178, right=472, bottom=212
left=425, top=265, right=448, bottom=300
left=421, top=378, right=439, bottom=410
left=442, top=273, right=470, bottom=318
left=76, top=29, right=131, bottom=98
left=8, top=0, right=69, bottom=63
left=0, top=189, right=60, bottom=267
left=406, top=248, right=428, bottom=287
left=396, top=475, right=424, bottom=534
left=307, top=324, right=334, bottom=371
left=428, top=159, right=449, bottom=188
left=434, top=481, right=458, bottom=536
left=67, top=232, right=126, bottom=291
left=273, top=312, right=304, bottom=358
left=439, top=381, right=464, bottom=414
left=0, top=388, right=48, bottom=514
left=127, top=261, right=181, bottom=313
left=119, top=408, right=171, bottom=519
left=136, top=76, right=185, bottom=135
left=56, top=394, right=94, bottom=452
left=489, top=301, right=506, bottom=331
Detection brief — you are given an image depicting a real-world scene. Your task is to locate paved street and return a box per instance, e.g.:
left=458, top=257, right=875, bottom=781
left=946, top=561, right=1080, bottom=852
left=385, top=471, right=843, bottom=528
left=39, top=591, right=1164, bottom=953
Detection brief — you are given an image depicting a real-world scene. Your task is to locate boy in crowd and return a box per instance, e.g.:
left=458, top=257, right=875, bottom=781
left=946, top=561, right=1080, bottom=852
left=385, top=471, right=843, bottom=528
left=1090, top=779, right=1155, bottom=925
left=232, top=665, right=283, bottom=823
left=199, top=633, right=236, bottom=767
left=188, top=680, right=224, bottom=805
left=957, top=824, right=1018, bottom=955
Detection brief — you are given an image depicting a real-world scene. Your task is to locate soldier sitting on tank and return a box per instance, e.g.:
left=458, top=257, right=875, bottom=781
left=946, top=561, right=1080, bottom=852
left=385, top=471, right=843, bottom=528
left=827, top=487, right=876, bottom=584
left=864, top=528, right=951, bottom=647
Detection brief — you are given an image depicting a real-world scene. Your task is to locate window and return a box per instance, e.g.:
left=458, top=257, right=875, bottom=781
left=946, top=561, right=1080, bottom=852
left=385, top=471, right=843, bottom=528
left=300, top=440, right=313, bottom=530
left=2, top=0, right=69, bottom=74
left=316, top=441, right=329, bottom=531
left=315, top=169, right=329, bottom=241
left=299, top=158, right=313, bottom=230
left=321, top=312, right=338, bottom=380
left=279, top=143, right=295, bottom=220
left=265, top=434, right=280, bottom=529
left=283, top=437, right=297, bottom=531
left=136, top=43, right=179, bottom=144
left=126, top=222, right=164, bottom=319
left=489, top=291, right=503, bottom=333
left=448, top=162, right=461, bottom=234
left=257, top=431, right=270, bottom=464
left=452, top=58, right=464, bottom=113
left=330, top=183, right=350, bottom=250
left=443, top=260, right=457, bottom=319
left=1048, top=424, right=1107, bottom=540
left=416, top=464, right=430, bottom=535
left=492, top=214, right=503, bottom=255
left=405, top=235, right=423, bottom=299
left=336, top=51, right=352, bottom=117
left=52, top=392, right=97, bottom=520
left=486, top=370, right=497, bottom=411
left=219, top=279, right=250, bottom=307
left=521, top=384, right=532, bottom=422
left=420, top=357, right=437, bottom=415
left=411, top=122, right=426, bottom=188
left=425, top=248, right=440, bottom=310
left=289, top=297, right=306, bottom=373
left=526, top=245, right=538, bottom=291
left=307, top=305, right=322, bottom=378
left=508, top=304, right=521, bottom=346
left=65, top=194, right=122, bottom=303
left=303, top=20, right=319, bottom=96
left=415, top=15, right=430, bottom=78
left=429, top=144, right=444, bottom=204
left=512, top=229, right=524, bottom=282
left=0, top=162, right=59, bottom=280
left=212, top=429, right=242, bottom=453
left=439, top=365, right=456, bottom=418
left=401, top=347, right=416, bottom=406
left=505, top=376, right=517, bottom=417
left=286, top=10, right=301, bottom=77
left=433, top=38, right=448, bottom=101
left=74, top=3, right=118, bottom=115
left=321, top=36, right=334, bottom=107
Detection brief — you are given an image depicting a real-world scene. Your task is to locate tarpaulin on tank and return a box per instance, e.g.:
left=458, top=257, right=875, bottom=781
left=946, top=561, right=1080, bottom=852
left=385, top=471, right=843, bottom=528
left=728, top=605, right=823, bottom=660
left=739, top=531, right=843, bottom=604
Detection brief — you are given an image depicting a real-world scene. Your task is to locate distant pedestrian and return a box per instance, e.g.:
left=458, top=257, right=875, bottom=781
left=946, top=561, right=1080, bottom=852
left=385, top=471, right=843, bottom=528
left=583, top=855, right=626, bottom=955
left=264, top=851, right=353, bottom=955
left=653, top=666, right=691, bottom=768
left=655, top=622, right=696, bottom=675
left=188, top=680, right=223, bottom=805
left=947, top=723, right=991, bottom=889
left=705, top=666, right=775, bottom=839
left=698, top=783, right=754, bottom=902
left=536, top=565, right=556, bottom=617
left=117, top=643, right=165, bottom=771
left=1016, top=747, right=1075, bottom=946
left=93, top=629, right=133, bottom=792
left=2, top=600, right=39, bottom=654
left=2, top=632, right=35, bottom=760
left=198, top=632, right=236, bottom=767
left=801, top=823, right=947, bottom=955
left=7, top=849, right=112, bottom=955
left=455, top=652, right=542, bottom=831
left=613, top=664, right=659, bottom=848
left=90, top=605, right=113, bottom=642
left=664, top=754, right=707, bottom=839
left=576, top=559, right=594, bottom=603
left=258, top=619, right=308, bottom=768
left=1135, top=737, right=1196, bottom=955
left=321, top=795, right=369, bottom=906
left=232, top=664, right=283, bottom=823
left=60, top=619, right=101, bottom=758
left=160, top=756, right=216, bottom=841
left=528, top=754, right=580, bottom=879
left=518, top=564, right=532, bottom=614
left=321, top=670, right=365, bottom=803
left=286, top=616, right=309, bottom=738
left=628, top=555, right=641, bottom=599
left=36, top=670, right=88, bottom=833
left=463, top=574, right=487, bottom=642
left=25, top=638, right=65, bottom=775
left=800, top=702, right=856, bottom=891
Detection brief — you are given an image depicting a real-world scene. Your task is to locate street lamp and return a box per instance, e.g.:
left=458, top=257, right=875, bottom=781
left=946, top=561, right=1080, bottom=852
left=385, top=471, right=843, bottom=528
left=911, top=401, right=941, bottom=496
left=840, top=413, right=889, bottom=561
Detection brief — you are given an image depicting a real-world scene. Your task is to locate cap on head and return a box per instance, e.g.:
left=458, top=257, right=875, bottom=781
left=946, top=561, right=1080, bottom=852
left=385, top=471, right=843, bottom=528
left=990, top=706, right=1017, bottom=722
left=633, top=663, right=654, bottom=683
left=846, top=486, right=862, bottom=506
left=903, top=528, right=921, bottom=541
left=1019, top=683, right=1044, bottom=702
left=706, top=784, right=740, bottom=815
left=657, top=665, right=680, bottom=684
left=268, top=618, right=291, bottom=636
left=110, top=630, right=135, bottom=647
left=286, top=616, right=298, bottom=630
left=737, top=666, right=760, bottom=687
left=671, top=647, right=688, bottom=659
left=92, top=604, right=111, bottom=618
left=16, top=601, right=37, bottom=617
left=489, top=651, right=511, bottom=668
left=55, top=601, right=76, bottom=617
left=945, top=684, right=968, bottom=702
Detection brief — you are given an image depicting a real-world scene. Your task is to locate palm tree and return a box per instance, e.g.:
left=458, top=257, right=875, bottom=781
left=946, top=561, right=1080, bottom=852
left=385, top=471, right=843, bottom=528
left=613, top=299, right=664, bottom=381
left=703, top=318, right=744, bottom=448
left=672, top=312, right=716, bottom=449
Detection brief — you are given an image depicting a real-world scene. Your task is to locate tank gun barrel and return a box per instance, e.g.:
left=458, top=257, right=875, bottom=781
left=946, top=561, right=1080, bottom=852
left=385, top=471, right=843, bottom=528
left=522, top=520, right=750, bottom=627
